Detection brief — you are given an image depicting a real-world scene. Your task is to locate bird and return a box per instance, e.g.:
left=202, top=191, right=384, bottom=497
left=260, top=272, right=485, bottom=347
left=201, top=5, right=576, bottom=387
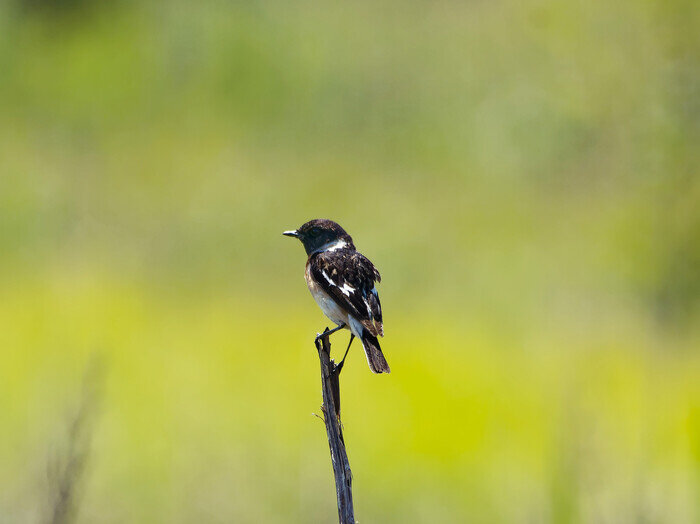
left=283, top=219, right=390, bottom=374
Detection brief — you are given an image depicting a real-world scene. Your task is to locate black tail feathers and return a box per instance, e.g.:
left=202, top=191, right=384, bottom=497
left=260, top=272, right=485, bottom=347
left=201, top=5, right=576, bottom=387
left=361, top=332, right=390, bottom=374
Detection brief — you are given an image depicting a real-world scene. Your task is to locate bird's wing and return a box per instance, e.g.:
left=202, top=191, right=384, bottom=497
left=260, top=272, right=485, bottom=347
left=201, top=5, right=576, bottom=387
left=310, top=250, right=383, bottom=337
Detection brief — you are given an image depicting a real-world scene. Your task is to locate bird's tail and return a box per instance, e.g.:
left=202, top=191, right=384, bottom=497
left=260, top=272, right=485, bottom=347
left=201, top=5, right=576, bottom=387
left=361, top=332, right=390, bottom=374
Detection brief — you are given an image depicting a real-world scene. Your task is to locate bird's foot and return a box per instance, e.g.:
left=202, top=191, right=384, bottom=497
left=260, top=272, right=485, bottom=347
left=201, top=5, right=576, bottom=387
left=315, top=323, right=345, bottom=343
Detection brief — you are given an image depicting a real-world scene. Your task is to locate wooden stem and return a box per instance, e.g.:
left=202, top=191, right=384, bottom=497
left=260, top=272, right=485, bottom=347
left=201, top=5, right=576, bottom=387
left=315, top=329, right=355, bottom=524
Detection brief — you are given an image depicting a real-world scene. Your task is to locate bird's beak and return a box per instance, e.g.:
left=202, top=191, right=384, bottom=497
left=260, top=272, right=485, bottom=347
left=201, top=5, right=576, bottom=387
left=283, top=230, right=299, bottom=238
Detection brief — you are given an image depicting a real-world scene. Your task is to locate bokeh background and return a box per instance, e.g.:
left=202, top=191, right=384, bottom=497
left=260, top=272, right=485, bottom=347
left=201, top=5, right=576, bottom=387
left=1, top=0, right=698, bottom=522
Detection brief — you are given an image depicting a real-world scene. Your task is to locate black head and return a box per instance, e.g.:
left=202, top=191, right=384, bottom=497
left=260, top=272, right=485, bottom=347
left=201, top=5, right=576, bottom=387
left=283, top=219, right=354, bottom=255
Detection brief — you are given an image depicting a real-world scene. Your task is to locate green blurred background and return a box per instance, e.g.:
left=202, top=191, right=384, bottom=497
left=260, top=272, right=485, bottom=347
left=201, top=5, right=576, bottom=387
left=1, top=0, right=698, bottom=522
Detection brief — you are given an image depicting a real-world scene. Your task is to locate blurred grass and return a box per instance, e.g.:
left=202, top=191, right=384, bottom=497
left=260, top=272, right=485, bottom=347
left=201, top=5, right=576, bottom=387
left=0, top=0, right=698, bottom=522
left=0, top=277, right=698, bottom=522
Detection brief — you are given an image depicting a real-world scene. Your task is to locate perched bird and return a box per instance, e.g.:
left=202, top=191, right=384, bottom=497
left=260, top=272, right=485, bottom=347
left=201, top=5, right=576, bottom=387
left=284, top=219, right=390, bottom=373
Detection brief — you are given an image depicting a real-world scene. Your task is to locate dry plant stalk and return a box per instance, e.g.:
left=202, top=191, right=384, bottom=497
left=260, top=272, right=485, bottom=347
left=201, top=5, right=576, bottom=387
left=314, top=329, right=355, bottom=524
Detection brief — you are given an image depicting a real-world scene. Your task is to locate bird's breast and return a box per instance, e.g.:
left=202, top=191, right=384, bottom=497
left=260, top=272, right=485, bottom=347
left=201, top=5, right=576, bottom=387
left=305, top=262, right=348, bottom=327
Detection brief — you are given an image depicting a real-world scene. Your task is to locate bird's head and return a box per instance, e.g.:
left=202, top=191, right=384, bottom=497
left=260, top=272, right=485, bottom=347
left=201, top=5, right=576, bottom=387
left=283, top=219, right=354, bottom=255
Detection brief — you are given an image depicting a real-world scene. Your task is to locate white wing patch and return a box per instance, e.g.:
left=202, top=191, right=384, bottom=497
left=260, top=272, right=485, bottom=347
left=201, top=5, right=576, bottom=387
left=340, top=283, right=354, bottom=296
left=322, top=270, right=356, bottom=296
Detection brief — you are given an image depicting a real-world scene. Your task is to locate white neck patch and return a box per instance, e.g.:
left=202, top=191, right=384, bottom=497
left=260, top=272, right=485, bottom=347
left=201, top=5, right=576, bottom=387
left=313, top=239, right=347, bottom=254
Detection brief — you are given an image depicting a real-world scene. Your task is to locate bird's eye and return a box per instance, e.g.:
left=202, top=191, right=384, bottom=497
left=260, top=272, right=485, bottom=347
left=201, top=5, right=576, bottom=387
left=310, top=227, right=321, bottom=237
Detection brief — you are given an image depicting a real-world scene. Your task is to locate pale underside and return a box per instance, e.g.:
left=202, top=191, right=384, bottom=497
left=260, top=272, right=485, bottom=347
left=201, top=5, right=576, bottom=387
left=305, top=264, right=365, bottom=339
